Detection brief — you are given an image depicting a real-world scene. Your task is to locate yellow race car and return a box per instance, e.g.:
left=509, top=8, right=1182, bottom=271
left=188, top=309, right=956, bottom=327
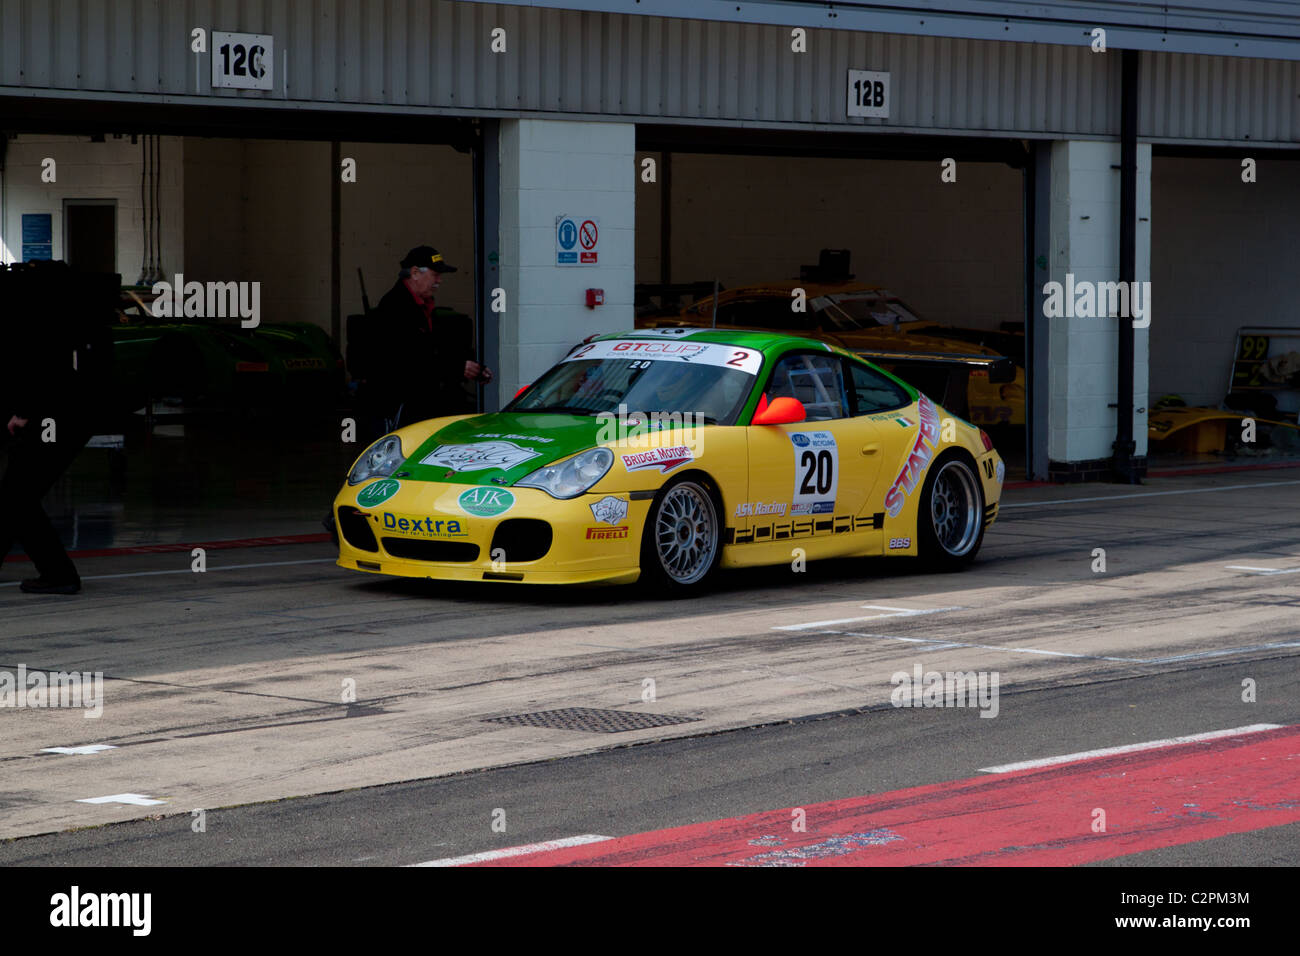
left=638, top=280, right=1026, bottom=427
left=334, top=329, right=1004, bottom=592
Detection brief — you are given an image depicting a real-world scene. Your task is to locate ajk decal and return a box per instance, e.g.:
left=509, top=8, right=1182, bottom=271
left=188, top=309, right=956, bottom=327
left=621, top=445, right=694, bottom=475
left=735, top=501, right=787, bottom=517
left=590, top=495, right=629, bottom=526
left=585, top=526, right=630, bottom=540
left=458, top=487, right=516, bottom=517
left=883, top=396, right=941, bottom=518
left=381, top=513, right=467, bottom=537
left=357, top=478, right=401, bottom=507
left=421, top=441, right=541, bottom=473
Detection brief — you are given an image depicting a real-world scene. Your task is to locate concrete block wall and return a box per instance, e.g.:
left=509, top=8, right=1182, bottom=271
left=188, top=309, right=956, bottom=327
left=635, top=152, right=1024, bottom=332
left=0, top=133, right=184, bottom=279
left=1047, top=140, right=1152, bottom=463
left=1151, top=156, right=1300, bottom=409
left=498, top=119, right=636, bottom=405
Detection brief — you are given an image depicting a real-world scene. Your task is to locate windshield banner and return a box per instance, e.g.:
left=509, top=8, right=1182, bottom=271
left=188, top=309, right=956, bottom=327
left=564, top=340, right=763, bottom=375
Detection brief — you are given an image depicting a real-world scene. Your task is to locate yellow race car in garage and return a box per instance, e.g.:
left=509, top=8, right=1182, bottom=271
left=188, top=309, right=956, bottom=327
left=333, top=329, right=1004, bottom=592
left=638, top=280, right=1026, bottom=427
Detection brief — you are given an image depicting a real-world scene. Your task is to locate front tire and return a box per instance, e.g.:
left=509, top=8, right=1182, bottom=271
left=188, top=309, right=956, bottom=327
left=639, top=476, right=722, bottom=594
left=916, top=452, right=986, bottom=569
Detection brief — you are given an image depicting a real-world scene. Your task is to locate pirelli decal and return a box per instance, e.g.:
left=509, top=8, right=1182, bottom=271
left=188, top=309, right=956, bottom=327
left=725, top=512, right=884, bottom=545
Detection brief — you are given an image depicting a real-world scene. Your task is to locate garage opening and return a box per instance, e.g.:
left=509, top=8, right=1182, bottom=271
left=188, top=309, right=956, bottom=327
left=0, top=109, right=482, bottom=554
left=634, top=125, right=1031, bottom=477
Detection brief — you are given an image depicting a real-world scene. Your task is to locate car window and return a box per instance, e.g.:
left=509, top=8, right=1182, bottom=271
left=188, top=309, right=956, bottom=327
left=714, top=297, right=805, bottom=331
left=847, top=360, right=911, bottom=414
left=765, top=353, right=850, bottom=421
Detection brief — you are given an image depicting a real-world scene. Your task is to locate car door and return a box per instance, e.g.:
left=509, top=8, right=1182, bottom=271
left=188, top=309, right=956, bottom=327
left=736, top=350, right=887, bottom=562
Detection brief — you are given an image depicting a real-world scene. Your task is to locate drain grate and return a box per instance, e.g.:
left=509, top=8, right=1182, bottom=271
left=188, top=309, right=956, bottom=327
left=483, top=707, right=700, bottom=734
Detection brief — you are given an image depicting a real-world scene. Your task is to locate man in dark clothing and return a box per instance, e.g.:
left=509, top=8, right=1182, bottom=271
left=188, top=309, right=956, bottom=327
left=0, top=262, right=114, bottom=595
left=354, top=245, right=492, bottom=444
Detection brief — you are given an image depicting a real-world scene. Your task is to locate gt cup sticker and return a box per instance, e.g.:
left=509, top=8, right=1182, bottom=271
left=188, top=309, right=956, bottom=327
left=590, top=495, right=629, bottom=525
left=565, top=340, right=763, bottom=375
left=621, top=445, right=694, bottom=475
left=421, top=441, right=541, bottom=473
left=357, top=478, right=401, bottom=507
left=790, top=431, right=838, bottom=515
left=883, top=396, right=941, bottom=518
left=458, top=487, right=516, bottom=517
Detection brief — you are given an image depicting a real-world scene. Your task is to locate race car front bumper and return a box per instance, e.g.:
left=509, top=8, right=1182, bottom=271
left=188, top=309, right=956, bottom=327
left=333, top=479, right=646, bottom=584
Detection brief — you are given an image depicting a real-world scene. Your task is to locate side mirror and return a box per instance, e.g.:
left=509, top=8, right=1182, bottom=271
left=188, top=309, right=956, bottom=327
left=751, top=394, right=807, bottom=426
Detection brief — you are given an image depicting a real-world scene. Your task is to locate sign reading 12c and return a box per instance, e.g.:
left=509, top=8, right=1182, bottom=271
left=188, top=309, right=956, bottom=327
left=212, top=31, right=274, bottom=91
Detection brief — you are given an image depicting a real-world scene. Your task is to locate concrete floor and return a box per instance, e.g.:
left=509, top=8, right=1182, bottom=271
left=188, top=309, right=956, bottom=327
left=1, top=467, right=1298, bottom=856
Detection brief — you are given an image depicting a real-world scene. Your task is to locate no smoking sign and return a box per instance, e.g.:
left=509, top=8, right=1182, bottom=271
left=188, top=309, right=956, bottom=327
left=556, top=215, right=599, bottom=266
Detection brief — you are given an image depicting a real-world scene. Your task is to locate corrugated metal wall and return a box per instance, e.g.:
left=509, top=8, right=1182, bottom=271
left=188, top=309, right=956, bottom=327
left=0, top=0, right=1296, bottom=144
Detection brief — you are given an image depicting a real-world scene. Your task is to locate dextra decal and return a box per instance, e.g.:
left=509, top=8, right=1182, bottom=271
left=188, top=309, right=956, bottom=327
left=883, top=396, right=942, bottom=518
left=420, top=441, right=541, bottom=472
left=381, top=513, right=467, bottom=537
left=621, top=445, right=694, bottom=475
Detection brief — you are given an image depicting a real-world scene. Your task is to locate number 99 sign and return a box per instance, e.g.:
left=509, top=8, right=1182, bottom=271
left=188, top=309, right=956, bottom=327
left=212, top=32, right=274, bottom=91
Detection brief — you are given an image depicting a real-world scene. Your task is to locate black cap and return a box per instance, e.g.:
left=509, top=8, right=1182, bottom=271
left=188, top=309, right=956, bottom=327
left=401, top=245, right=457, bottom=273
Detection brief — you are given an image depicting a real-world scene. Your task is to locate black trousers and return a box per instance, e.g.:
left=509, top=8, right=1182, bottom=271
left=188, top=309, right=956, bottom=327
left=0, top=423, right=91, bottom=582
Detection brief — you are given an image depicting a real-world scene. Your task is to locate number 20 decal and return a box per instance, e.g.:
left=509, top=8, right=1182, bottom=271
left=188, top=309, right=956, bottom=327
left=799, top=450, right=834, bottom=495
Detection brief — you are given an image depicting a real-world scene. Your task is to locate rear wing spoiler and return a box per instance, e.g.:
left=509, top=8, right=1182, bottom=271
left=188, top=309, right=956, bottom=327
left=854, top=349, right=1017, bottom=420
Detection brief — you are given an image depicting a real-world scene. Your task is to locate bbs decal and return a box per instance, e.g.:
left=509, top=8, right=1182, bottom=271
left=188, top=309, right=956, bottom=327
left=889, top=537, right=911, bottom=550
left=789, top=431, right=838, bottom=515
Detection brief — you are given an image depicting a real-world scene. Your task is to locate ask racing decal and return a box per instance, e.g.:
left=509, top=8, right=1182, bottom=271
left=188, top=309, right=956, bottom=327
left=883, top=396, right=941, bottom=518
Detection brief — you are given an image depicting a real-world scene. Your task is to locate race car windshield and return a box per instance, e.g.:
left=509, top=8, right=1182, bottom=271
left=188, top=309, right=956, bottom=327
left=819, top=295, right=922, bottom=331
left=509, top=357, right=754, bottom=425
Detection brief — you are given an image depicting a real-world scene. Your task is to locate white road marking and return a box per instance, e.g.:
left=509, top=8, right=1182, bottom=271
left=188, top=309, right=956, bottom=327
left=773, top=605, right=962, bottom=631
left=1141, top=642, right=1300, bottom=664
left=41, top=745, right=117, bottom=755
left=77, top=793, right=166, bottom=806
left=1000, top=478, right=1300, bottom=510
left=837, top=631, right=1146, bottom=662
left=1226, top=565, right=1300, bottom=575
left=409, top=834, right=612, bottom=867
left=977, top=724, right=1284, bottom=774
left=0, top=558, right=337, bottom=587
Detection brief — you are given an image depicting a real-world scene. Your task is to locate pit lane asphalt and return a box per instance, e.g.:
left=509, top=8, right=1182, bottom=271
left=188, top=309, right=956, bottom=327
left=1, top=469, right=1298, bottom=861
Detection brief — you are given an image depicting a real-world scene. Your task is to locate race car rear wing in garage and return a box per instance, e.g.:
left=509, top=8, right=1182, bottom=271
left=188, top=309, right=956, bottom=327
left=854, top=349, right=1017, bottom=421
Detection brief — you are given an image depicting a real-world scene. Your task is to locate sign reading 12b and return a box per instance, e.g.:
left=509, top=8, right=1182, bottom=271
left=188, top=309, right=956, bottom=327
left=846, top=70, right=890, bottom=118
left=213, top=32, right=274, bottom=91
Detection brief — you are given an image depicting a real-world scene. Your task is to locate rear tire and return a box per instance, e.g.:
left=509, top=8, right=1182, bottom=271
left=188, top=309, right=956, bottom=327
left=916, top=451, right=986, bottom=570
left=638, top=475, right=722, bottom=595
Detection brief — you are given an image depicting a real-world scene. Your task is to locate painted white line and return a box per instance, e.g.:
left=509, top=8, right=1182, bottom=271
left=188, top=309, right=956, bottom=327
left=1141, top=642, right=1300, bottom=664
left=773, top=606, right=963, bottom=631
left=1226, top=565, right=1300, bottom=575
left=1001, top=478, right=1300, bottom=509
left=0, top=558, right=337, bottom=587
left=77, top=793, right=166, bottom=806
left=409, top=834, right=612, bottom=867
left=838, top=631, right=1146, bottom=663
left=977, top=724, right=1284, bottom=774
left=42, top=745, right=117, bottom=755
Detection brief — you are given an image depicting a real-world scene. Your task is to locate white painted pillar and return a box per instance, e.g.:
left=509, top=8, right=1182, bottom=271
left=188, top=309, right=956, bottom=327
left=496, top=119, right=635, bottom=407
left=1047, top=140, right=1151, bottom=474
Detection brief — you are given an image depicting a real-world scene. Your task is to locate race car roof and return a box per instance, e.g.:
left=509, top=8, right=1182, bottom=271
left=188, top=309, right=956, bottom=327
left=592, top=327, right=844, bottom=356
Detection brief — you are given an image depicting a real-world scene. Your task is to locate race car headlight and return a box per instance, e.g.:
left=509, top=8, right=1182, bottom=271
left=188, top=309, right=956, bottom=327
left=515, top=447, right=613, bottom=499
left=347, top=435, right=406, bottom=485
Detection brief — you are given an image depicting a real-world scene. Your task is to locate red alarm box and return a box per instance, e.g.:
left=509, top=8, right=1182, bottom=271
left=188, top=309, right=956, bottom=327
left=586, top=288, right=604, bottom=308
